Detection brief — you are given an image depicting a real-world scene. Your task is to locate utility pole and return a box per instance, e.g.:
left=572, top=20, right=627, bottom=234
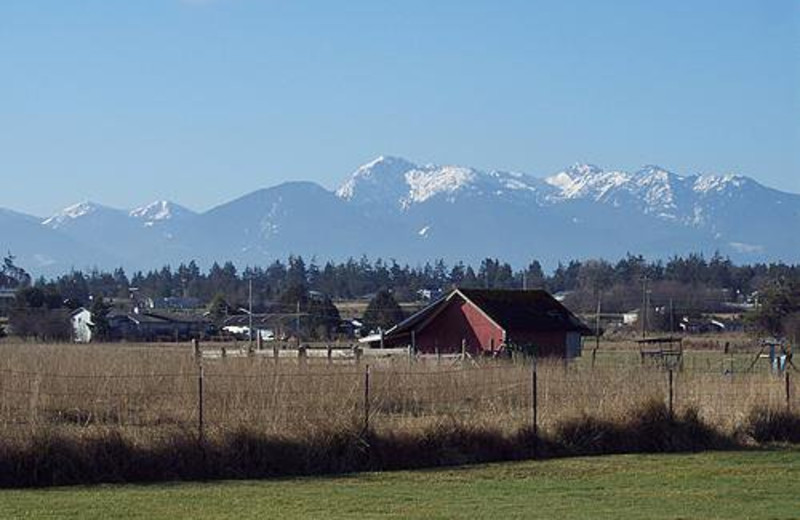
left=641, top=275, right=648, bottom=339
left=248, top=277, right=253, bottom=352
left=669, top=298, right=674, bottom=335
left=593, top=293, right=601, bottom=367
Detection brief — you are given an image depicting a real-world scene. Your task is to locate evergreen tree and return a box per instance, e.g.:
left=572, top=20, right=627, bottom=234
left=207, top=293, right=231, bottom=327
left=89, top=296, right=113, bottom=341
left=362, top=289, right=405, bottom=334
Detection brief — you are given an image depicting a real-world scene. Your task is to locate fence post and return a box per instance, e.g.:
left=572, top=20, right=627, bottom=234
left=364, top=364, right=371, bottom=433
left=668, top=368, right=674, bottom=417
left=327, top=344, right=333, bottom=366
left=192, top=338, right=201, bottom=361
left=273, top=343, right=279, bottom=365
left=531, top=355, right=538, bottom=444
left=198, top=363, right=205, bottom=444
left=786, top=370, right=791, bottom=412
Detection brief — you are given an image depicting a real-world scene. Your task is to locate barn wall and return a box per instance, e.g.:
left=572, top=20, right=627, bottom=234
left=415, top=297, right=504, bottom=354
left=506, top=330, right=568, bottom=357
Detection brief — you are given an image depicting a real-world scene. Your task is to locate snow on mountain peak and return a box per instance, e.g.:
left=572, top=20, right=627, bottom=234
left=336, top=155, right=418, bottom=201
left=693, top=173, right=746, bottom=194
left=129, top=200, right=188, bottom=222
left=545, top=164, right=630, bottom=201
left=404, top=165, right=477, bottom=204
left=42, top=201, right=103, bottom=228
left=339, top=156, right=550, bottom=209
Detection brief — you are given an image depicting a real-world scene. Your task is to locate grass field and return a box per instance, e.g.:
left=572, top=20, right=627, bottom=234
left=1, top=448, right=798, bottom=519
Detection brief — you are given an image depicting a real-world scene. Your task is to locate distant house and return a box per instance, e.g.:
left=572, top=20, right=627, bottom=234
left=373, top=288, right=592, bottom=358
left=0, top=288, right=16, bottom=318
left=145, top=297, right=202, bottom=311
left=71, top=307, right=94, bottom=343
left=678, top=316, right=727, bottom=334
left=623, top=310, right=640, bottom=325
left=109, top=310, right=212, bottom=341
left=72, top=307, right=212, bottom=342
left=222, top=314, right=278, bottom=341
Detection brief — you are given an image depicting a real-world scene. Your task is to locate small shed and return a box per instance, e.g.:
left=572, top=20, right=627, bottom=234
left=377, top=288, right=591, bottom=358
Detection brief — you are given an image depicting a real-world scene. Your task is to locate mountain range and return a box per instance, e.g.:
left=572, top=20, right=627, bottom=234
left=3, top=156, right=799, bottom=276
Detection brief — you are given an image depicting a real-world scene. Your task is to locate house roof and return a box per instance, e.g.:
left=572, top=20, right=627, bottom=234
left=224, top=314, right=282, bottom=327
left=385, top=288, right=591, bottom=340
left=108, top=310, right=209, bottom=325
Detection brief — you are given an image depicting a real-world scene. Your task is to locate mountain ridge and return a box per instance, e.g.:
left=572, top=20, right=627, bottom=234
left=2, top=156, right=798, bottom=276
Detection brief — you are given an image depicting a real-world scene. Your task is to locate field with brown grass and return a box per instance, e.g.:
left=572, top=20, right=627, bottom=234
left=0, top=337, right=796, bottom=486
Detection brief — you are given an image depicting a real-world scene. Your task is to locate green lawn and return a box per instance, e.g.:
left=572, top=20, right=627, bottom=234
left=1, top=449, right=799, bottom=519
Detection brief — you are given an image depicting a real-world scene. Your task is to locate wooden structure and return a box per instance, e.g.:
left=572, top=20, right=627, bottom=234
left=637, top=336, right=684, bottom=369
left=372, top=288, right=591, bottom=358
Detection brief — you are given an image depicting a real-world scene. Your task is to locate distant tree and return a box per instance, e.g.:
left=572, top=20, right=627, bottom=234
left=0, top=253, right=30, bottom=289
left=748, top=279, right=800, bottom=337
left=9, top=286, right=70, bottom=341
left=89, top=296, right=113, bottom=341
left=207, top=293, right=231, bottom=327
left=277, top=283, right=340, bottom=339
left=522, top=260, right=546, bottom=289
left=362, top=289, right=405, bottom=334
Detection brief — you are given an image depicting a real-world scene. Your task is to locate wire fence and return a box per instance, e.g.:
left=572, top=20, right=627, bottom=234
left=0, top=352, right=795, bottom=441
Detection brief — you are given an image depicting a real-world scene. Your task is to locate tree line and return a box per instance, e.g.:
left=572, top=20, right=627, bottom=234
left=3, top=252, right=799, bottom=341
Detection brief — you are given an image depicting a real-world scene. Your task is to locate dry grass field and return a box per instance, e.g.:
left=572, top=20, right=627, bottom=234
left=0, top=336, right=796, bottom=486
left=0, top=337, right=793, bottom=441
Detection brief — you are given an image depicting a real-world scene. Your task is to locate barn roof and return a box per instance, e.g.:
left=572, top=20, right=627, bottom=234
left=384, top=288, right=591, bottom=340
left=457, top=288, right=592, bottom=335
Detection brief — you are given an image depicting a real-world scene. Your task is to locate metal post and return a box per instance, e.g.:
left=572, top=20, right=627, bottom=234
left=198, top=363, right=205, bottom=443
left=364, top=364, right=371, bottom=432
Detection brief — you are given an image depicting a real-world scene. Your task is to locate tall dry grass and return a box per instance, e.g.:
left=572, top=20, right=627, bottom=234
left=0, top=339, right=796, bottom=486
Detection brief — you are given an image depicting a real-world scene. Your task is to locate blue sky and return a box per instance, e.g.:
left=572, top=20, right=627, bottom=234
left=1, top=0, right=797, bottom=217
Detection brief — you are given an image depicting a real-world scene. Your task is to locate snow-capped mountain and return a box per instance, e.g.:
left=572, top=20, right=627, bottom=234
left=129, top=200, right=196, bottom=227
left=0, top=208, right=116, bottom=273
left=42, top=201, right=123, bottom=229
left=338, top=155, right=549, bottom=211
left=2, top=155, right=798, bottom=276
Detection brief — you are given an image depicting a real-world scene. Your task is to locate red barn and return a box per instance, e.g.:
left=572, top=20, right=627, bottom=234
left=379, top=288, right=591, bottom=358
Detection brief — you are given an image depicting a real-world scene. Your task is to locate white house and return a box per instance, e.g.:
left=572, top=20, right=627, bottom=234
left=71, top=307, right=94, bottom=343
